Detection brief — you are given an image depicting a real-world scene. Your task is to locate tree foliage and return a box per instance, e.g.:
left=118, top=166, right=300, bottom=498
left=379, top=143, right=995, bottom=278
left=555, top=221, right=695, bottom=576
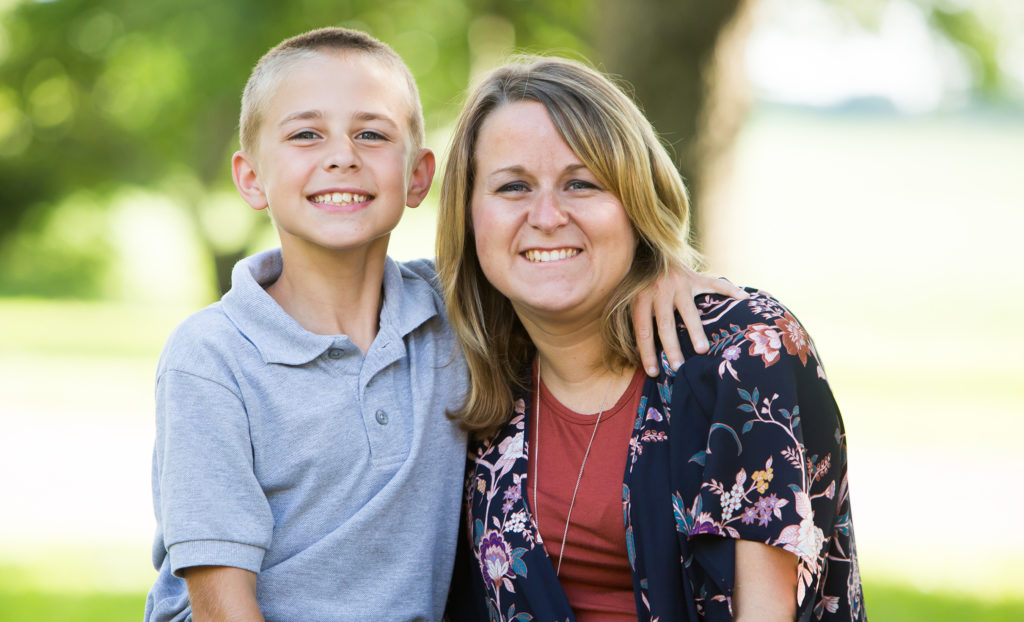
left=0, top=0, right=492, bottom=293
left=0, top=0, right=1017, bottom=297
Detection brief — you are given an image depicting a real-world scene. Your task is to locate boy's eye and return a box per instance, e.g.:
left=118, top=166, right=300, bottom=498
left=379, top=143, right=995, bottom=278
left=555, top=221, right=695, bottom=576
left=289, top=130, right=320, bottom=141
left=497, top=181, right=530, bottom=193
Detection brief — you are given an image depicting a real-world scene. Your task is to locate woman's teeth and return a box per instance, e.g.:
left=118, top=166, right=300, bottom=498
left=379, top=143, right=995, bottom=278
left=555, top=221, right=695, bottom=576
left=524, top=249, right=580, bottom=263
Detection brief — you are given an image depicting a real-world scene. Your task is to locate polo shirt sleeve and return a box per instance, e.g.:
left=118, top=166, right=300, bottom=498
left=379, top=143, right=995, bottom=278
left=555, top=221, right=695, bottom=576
left=154, top=368, right=274, bottom=577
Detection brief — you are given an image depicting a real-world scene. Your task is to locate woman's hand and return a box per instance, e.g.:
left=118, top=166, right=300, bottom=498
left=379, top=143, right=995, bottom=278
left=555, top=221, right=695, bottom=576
left=632, top=264, right=747, bottom=376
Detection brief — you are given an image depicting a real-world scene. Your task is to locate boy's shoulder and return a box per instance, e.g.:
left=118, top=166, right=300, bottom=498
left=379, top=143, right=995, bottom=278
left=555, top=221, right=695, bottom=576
left=158, top=302, right=243, bottom=375
left=394, top=257, right=444, bottom=303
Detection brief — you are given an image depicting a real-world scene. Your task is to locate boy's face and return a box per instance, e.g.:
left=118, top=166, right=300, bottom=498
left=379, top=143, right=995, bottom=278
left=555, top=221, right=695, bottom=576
left=233, top=51, right=432, bottom=257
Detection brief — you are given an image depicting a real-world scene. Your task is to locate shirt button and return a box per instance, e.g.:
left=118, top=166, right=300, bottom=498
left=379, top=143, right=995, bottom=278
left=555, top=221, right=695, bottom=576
left=375, top=409, right=389, bottom=425
left=327, top=348, right=343, bottom=359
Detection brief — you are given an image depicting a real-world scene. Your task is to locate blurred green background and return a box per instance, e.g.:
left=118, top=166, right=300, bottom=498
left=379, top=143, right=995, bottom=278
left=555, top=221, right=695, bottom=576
left=2, top=0, right=1023, bottom=619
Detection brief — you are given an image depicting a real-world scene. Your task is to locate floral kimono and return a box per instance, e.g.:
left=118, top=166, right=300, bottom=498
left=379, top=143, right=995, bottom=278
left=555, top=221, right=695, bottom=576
left=448, top=291, right=865, bottom=621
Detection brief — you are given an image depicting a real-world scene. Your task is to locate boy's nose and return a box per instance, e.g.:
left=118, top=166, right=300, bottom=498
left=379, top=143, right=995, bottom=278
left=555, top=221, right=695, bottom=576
left=324, top=138, right=361, bottom=171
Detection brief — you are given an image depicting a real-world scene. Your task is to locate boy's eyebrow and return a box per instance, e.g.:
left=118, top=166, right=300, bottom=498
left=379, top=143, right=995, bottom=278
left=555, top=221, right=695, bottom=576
left=278, top=110, right=324, bottom=126
left=353, top=111, right=398, bottom=128
left=277, top=110, right=399, bottom=129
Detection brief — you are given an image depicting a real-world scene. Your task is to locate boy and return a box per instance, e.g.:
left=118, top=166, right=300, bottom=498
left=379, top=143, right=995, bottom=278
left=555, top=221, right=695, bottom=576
left=145, top=28, right=467, bottom=621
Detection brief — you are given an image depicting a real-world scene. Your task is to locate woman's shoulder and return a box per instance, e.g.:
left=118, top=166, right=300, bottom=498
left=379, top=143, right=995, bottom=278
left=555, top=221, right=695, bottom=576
left=694, top=287, right=798, bottom=331
left=686, top=287, right=826, bottom=381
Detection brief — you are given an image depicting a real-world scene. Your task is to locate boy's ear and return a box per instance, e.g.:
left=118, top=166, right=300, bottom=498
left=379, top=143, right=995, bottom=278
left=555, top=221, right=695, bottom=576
left=405, top=148, right=436, bottom=208
left=232, top=151, right=269, bottom=211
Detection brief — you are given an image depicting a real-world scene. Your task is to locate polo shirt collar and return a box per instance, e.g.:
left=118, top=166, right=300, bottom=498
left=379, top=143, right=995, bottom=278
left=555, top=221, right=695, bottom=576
left=222, top=249, right=439, bottom=366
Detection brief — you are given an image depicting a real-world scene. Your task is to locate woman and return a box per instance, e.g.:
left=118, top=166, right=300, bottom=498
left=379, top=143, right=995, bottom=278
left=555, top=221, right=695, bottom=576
left=438, top=57, right=863, bottom=621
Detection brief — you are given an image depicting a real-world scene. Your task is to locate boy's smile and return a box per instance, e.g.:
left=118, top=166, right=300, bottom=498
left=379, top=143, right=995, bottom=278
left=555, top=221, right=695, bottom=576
left=232, top=51, right=433, bottom=259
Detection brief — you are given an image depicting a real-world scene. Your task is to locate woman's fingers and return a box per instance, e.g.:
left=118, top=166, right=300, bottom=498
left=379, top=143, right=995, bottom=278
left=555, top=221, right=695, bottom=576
left=632, top=289, right=660, bottom=377
left=677, top=291, right=709, bottom=356
left=655, top=291, right=683, bottom=372
left=696, top=274, right=749, bottom=299
left=635, top=270, right=747, bottom=376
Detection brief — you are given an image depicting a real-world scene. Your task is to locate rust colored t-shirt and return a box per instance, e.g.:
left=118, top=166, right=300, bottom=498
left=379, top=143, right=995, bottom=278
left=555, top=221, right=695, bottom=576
left=527, top=367, right=645, bottom=621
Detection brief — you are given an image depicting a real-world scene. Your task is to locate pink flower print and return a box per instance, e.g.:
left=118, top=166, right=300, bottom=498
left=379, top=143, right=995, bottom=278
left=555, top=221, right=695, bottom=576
left=740, top=506, right=758, bottom=525
left=514, top=398, right=526, bottom=416
left=479, top=530, right=513, bottom=588
left=494, top=431, right=525, bottom=479
left=746, top=323, right=783, bottom=367
left=794, top=515, right=825, bottom=561
left=776, top=491, right=824, bottom=566
left=774, top=313, right=811, bottom=366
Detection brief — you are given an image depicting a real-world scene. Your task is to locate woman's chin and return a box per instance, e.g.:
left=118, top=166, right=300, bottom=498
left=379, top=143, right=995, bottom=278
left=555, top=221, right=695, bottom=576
left=510, top=293, right=604, bottom=324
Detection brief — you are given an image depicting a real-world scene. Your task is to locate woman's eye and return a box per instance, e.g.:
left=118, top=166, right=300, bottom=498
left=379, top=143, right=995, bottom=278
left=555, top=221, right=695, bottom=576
left=567, top=179, right=598, bottom=191
left=356, top=130, right=387, bottom=141
left=497, top=182, right=529, bottom=193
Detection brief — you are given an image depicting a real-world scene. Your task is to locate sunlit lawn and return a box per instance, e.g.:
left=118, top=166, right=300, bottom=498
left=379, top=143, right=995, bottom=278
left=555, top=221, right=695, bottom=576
left=2, top=579, right=1024, bottom=621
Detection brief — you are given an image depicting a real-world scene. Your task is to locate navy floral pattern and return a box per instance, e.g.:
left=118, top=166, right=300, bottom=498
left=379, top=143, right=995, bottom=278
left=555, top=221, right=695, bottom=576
left=450, top=291, right=864, bottom=621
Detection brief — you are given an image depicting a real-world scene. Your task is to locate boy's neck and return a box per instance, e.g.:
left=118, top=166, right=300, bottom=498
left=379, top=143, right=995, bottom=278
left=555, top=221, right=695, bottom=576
left=267, top=239, right=390, bottom=354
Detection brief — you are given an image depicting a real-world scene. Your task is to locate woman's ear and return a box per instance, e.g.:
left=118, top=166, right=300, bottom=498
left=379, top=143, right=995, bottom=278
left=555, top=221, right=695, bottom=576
left=232, top=151, right=269, bottom=211
left=406, top=148, right=436, bottom=208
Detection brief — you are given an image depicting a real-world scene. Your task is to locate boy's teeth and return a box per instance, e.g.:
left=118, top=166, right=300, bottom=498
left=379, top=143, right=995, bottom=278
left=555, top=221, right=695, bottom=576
left=311, top=192, right=368, bottom=205
left=524, top=248, right=580, bottom=263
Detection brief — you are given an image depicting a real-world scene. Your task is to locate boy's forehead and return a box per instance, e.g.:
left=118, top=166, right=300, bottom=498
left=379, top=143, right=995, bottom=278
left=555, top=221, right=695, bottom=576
left=264, top=51, right=415, bottom=126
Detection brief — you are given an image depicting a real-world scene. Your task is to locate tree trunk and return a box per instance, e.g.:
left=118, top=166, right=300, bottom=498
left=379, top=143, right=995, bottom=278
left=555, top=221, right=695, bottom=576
left=591, top=0, right=756, bottom=260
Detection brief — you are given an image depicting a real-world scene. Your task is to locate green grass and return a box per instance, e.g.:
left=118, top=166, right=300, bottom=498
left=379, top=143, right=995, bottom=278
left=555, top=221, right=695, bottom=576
left=0, top=580, right=1021, bottom=621
left=0, top=591, right=146, bottom=622
left=863, top=581, right=1024, bottom=621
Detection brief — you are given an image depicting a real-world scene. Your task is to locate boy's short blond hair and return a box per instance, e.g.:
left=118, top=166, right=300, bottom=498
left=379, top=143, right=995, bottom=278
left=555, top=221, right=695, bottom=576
left=239, top=27, right=425, bottom=156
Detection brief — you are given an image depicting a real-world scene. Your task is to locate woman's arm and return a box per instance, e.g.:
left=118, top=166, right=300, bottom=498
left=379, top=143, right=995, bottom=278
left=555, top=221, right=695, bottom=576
left=184, top=565, right=265, bottom=622
left=633, top=264, right=747, bottom=376
left=733, top=540, right=798, bottom=621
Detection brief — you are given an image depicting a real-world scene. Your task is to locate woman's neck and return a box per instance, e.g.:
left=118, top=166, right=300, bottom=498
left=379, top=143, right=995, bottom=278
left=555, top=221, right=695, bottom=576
left=525, top=315, right=636, bottom=415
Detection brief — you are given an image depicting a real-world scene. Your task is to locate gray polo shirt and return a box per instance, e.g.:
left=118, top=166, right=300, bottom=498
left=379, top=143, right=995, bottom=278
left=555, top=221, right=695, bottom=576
left=145, top=249, right=468, bottom=622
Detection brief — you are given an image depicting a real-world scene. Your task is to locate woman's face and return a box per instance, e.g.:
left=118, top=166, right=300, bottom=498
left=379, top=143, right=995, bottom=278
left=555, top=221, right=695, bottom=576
left=470, top=101, right=637, bottom=326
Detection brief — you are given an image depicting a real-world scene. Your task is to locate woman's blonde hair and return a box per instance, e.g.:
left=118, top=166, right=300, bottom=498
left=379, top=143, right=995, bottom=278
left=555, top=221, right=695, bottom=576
left=437, top=56, right=700, bottom=433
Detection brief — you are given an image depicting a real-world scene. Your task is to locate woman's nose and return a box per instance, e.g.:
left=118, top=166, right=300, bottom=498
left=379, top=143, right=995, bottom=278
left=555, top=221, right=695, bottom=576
left=527, top=190, right=569, bottom=232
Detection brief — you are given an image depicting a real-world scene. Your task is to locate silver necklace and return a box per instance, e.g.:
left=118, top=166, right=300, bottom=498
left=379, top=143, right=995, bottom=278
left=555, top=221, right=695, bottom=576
left=531, top=360, right=613, bottom=576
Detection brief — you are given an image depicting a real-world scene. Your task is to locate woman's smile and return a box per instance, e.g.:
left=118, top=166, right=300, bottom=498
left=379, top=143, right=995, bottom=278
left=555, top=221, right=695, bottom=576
left=522, top=248, right=581, bottom=263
